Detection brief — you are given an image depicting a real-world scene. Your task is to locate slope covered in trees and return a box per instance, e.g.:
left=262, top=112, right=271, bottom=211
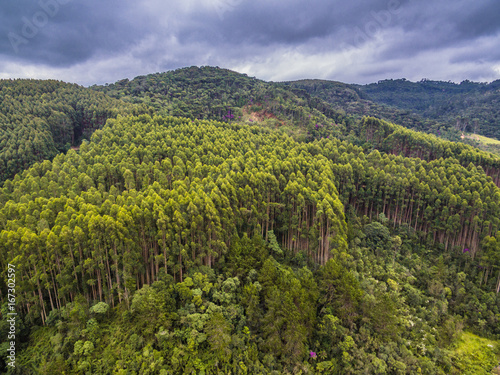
left=359, top=78, right=500, bottom=141
left=279, top=79, right=444, bottom=135
left=0, top=79, right=149, bottom=184
left=0, top=114, right=348, bottom=310
left=92, top=66, right=277, bottom=121
left=1, top=113, right=500, bottom=373
left=91, top=67, right=500, bottom=189
left=282, top=78, right=500, bottom=156
left=354, top=117, right=500, bottom=187
left=94, top=67, right=444, bottom=138
left=93, top=67, right=500, bottom=155
left=360, top=79, right=478, bottom=111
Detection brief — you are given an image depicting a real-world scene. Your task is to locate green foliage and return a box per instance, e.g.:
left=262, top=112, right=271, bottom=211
left=364, top=221, right=391, bottom=254
left=223, top=234, right=269, bottom=278
left=360, top=78, right=500, bottom=141
left=92, top=66, right=351, bottom=143
left=130, top=281, right=175, bottom=336
left=89, top=302, right=109, bottom=315
left=281, top=78, right=441, bottom=134
left=318, top=259, right=363, bottom=327
left=205, top=312, right=232, bottom=360
left=0, top=69, right=499, bottom=374
left=449, top=332, right=500, bottom=374
left=0, top=79, right=148, bottom=184
left=256, top=259, right=319, bottom=361
left=267, top=230, right=283, bottom=256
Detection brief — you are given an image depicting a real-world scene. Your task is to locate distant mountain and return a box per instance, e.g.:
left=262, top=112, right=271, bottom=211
left=92, top=67, right=458, bottom=142
left=279, top=79, right=443, bottom=134
left=2, top=68, right=498, bottom=187
left=93, top=68, right=500, bottom=142
left=92, top=66, right=268, bottom=120
left=357, top=78, right=500, bottom=141
left=94, top=69, right=443, bottom=134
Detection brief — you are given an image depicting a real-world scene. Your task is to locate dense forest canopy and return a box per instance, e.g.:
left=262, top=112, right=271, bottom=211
left=358, top=78, right=500, bottom=142
left=360, top=79, right=488, bottom=111
left=93, top=66, right=500, bottom=157
left=0, top=79, right=149, bottom=185
left=282, top=78, right=500, bottom=155
left=0, top=67, right=500, bottom=374
left=92, top=67, right=266, bottom=121
left=279, top=79, right=443, bottom=134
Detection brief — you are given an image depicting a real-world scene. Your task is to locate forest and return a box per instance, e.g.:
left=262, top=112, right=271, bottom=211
left=283, top=78, right=500, bottom=155
left=0, top=67, right=500, bottom=374
left=0, top=79, right=150, bottom=185
left=359, top=78, right=500, bottom=143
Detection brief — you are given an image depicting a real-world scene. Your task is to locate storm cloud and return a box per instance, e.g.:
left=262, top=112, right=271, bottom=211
left=0, top=0, right=499, bottom=85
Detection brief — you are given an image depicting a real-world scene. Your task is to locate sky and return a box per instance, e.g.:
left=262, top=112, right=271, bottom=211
left=1, top=0, right=499, bottom=86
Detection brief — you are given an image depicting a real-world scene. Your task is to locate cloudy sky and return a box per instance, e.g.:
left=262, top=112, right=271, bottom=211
left=1, top=0, right=499, bottom=86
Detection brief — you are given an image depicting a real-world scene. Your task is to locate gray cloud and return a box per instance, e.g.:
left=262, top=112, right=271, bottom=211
left=0, top=0, right=499, bottom=85
left=1, top=0, right=156, bottom=65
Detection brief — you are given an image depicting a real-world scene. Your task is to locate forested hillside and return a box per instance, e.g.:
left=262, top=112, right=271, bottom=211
left=359, top=78, right=500, bottom=141
left=361, top=79, right=479, bottom=111
left=279, top=80, right=444, bottom=135
left=93, top=67, right=446, bottom=138
left=283, top=78, right=500, bottom=157
left=93, top=67, right=500, bottom=146
left=93, top=67, right=500, bottom=187
left=92, top=66, right=352, bottom=137
left=0, top=68, right=500, bottom=374
left=0, top=79, right=149, bottom=184
left=92, top=67, right=265, bottom=120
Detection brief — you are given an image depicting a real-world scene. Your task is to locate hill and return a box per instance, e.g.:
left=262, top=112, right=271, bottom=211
left=0, top=79, right=149, bottom=184
left=91, top=66, right=351, bottom=136
left=93, top=68, right=447, bottom=137
left=91, top=68, right=500, bottom=186
left=279, top=79, right=443, bottom=134
left=358, top=78, right=500, bottom=141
